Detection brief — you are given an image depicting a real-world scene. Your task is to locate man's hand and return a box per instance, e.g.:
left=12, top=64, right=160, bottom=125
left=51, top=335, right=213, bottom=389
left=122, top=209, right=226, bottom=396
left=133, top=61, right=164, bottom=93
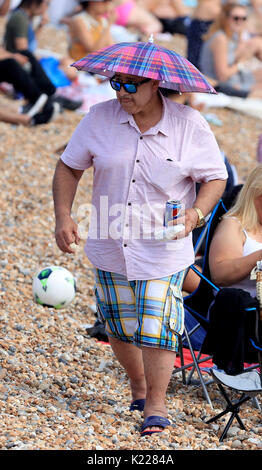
left=55, top=215, right=81, bottom=254
left=169, top=208, right=199, bottom=239
left=169, top=179, right=227, bottom=239
left=183, top=208, right=199, bottom=236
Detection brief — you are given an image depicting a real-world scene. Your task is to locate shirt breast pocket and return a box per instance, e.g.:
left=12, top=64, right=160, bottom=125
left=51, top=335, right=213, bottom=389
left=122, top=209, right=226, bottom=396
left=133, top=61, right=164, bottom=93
left=140, top=153, right=184, bottom=196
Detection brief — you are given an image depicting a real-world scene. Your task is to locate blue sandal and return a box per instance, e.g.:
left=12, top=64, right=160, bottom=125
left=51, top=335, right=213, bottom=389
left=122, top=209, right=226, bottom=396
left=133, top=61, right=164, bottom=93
left=140, top=415, right=170, bottom=437
left=129, top=398, right=146, bottom=412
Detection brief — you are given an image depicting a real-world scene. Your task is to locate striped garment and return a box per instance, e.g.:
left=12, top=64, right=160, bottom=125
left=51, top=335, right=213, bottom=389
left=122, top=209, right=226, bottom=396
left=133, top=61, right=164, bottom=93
left=94, top=268, right=185, bottom=352
left=71, top=40, right=217, bottom=94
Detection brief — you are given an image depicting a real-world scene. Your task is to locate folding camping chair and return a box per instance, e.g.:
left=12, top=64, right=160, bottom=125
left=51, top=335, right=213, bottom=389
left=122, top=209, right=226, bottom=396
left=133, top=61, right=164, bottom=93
left=205, top=304, right=262, bottom=442
left=173, top=198, right=228, bottom=407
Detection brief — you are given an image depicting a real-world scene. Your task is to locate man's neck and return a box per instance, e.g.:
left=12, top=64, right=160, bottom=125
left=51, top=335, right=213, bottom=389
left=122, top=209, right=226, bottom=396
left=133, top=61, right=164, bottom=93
left=133, top=92, right=163, bottom=134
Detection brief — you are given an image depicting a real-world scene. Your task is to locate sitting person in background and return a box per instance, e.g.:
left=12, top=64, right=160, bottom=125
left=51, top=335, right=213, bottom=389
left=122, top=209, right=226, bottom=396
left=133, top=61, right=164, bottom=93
left=0, top=46, right=59, bottom=122
left=4, top=0, right=50, bottom=54
left=68, top=0, right=115, bottom=61
left=0, top=1, right=60, bottom=124
left=186, top=0, right=221, bottom=70
left=209, top=164, right=262, bottom=297
left=114, top=0, right=162, bottom=37
left=142, top=0, right=192, bottom=36
left=3, top=0, right=82, bottom=109
left=199, top=2, right=262, bottom=98
left=4, top=0, right=77, bottom=81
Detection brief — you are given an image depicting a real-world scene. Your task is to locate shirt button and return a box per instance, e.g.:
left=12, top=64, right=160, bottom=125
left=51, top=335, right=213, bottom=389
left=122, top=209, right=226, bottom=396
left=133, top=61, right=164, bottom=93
left=140, top=136, right=143, bottom=140
left=128, top=202, right=131, bottom=206
left=132, top=179, right=136, bottom=183
left=136, top=160, right=140, bottom=163
left=123, top=244, right=127, bottom=247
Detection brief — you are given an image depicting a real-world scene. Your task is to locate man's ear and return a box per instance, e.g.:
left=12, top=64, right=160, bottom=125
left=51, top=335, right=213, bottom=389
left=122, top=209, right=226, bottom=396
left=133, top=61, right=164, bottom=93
left=152, top=80, right=160, bottom=93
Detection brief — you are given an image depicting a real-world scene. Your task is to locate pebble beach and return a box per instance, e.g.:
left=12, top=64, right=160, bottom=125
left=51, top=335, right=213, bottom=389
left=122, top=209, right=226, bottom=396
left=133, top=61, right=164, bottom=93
left=0, top=20, right=262, bottom=454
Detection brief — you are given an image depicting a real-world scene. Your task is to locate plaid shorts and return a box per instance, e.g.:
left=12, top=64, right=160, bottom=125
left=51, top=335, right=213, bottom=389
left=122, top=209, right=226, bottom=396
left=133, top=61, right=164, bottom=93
left=94, top=269, right=185, bottom=352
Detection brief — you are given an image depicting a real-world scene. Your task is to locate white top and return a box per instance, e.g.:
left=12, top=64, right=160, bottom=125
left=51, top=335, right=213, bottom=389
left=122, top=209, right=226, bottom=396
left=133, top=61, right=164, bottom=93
left=230, top=218, right=262, bottom=297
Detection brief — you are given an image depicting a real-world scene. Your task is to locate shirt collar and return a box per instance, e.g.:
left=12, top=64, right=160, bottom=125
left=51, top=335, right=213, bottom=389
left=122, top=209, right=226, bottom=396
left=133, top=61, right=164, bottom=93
left=118, top=91, right=169, bottom=137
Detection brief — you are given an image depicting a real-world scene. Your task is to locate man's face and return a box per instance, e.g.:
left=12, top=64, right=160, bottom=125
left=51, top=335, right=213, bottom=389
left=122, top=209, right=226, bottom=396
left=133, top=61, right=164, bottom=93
left=113, top=73, right=159, bottom=115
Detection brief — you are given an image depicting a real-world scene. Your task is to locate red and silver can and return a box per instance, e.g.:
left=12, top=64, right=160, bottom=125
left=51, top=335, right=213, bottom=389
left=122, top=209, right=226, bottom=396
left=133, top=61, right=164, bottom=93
left=164, top=200, right=182, bottom=227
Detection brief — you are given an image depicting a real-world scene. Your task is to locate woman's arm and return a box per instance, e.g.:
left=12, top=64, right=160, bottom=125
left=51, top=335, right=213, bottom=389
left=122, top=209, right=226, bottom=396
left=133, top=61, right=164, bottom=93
left=209, top=217, right=262, bottom=286
left=210, top=32, right=243, bottom=82
left=70, top=16, right=113, bottom=54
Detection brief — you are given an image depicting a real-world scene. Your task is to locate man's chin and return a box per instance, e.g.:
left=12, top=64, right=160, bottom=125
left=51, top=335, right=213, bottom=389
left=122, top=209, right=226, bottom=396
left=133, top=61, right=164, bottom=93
left=119, top=99, right=135, bottom=113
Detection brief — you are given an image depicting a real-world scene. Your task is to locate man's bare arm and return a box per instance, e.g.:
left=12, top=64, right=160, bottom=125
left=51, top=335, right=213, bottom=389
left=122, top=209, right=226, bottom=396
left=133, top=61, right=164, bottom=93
left=52, top=159, right=84, bottom=253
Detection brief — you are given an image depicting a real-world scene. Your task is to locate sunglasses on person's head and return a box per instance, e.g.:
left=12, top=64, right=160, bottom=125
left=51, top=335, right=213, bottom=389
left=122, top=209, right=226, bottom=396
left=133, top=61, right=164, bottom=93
left=229, top=15, right=247, bottom=22
left=110, top=77, right=151, bottom=93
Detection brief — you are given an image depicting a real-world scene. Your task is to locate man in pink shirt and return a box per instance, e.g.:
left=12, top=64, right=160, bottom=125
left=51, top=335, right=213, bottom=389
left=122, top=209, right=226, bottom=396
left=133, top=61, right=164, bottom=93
left=52, top=73, right=227, bottom=436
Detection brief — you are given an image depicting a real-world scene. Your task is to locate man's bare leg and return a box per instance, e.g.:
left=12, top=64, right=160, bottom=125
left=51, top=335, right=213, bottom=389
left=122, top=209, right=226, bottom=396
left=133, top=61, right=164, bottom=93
left=141, top=347, right=176, bottom=433
left=108, top=336, right=147, bottom=401
left=109, top=336, right=175, bottom=432
left=142, top=346, right=176, bottom=418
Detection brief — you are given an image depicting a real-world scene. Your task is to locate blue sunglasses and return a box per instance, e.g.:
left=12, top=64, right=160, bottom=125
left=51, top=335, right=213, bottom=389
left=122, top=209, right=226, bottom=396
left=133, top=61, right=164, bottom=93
left=110, top=77, right=151, bottom=94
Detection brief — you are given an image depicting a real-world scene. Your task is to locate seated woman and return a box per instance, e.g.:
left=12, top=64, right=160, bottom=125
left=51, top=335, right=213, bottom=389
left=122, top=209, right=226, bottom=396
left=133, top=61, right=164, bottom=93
left=199, top=2, right=262, bottom=98
left=68, top=0, right=115, bottom=61
left=209, top=164, right=262, bottom=298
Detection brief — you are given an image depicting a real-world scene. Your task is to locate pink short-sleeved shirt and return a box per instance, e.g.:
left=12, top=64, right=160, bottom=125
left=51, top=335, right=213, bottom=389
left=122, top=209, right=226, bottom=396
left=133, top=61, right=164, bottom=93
left=61, top=94, right=227, bottom=280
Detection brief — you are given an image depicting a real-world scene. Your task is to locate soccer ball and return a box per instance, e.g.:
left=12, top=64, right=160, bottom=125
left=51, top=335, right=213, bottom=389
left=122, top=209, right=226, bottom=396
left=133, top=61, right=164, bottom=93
left=32, top=266, right=76, bottom=309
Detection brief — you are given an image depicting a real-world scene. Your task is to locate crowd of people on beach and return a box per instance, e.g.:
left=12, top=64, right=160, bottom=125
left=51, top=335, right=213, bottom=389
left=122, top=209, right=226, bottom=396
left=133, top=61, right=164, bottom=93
left=0, top=0, right=262, bottom=126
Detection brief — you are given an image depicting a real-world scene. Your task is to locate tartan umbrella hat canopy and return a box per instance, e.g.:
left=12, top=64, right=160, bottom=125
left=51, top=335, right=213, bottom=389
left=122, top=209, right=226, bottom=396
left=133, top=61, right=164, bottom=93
left=71, top=36, right=217, bottom=94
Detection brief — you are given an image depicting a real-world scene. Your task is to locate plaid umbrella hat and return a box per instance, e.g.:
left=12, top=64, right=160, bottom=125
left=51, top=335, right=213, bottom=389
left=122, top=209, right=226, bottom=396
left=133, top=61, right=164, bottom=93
left=71, top=36, right=216, bottom=94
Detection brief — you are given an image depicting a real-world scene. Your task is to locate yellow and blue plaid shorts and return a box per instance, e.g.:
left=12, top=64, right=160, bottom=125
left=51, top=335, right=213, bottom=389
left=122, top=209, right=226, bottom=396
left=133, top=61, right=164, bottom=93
left=94, top=269, right=185, bottom=352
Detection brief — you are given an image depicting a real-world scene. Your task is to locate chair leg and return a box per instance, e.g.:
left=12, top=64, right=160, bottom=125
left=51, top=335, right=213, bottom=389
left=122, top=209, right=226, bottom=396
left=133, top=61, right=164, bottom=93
left=186, top=349, right=202, bottom=384
left=183, top=327, right=213, bottom=408
left=252, top=396, right=261, bottom=410
left=178, top=336, right=187, bottom=385
left=206, top=384, right=251, bottom=441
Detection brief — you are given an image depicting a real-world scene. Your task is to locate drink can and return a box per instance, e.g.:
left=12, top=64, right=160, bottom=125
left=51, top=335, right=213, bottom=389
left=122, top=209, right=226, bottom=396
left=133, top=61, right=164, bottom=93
left=164, top=200, right=182, bottom=227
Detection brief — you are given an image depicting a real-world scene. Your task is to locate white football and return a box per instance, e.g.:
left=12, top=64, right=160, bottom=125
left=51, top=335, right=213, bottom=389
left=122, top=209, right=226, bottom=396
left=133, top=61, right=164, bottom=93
left=32, top=266, right=76, bottom=309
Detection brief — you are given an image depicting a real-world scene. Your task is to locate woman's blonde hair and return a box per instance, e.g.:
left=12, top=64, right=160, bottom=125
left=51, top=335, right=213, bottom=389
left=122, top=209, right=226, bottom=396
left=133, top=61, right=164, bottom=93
left=225, top=164, right=262, bottom=231
left=203, top=2, right=247, bottom=41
